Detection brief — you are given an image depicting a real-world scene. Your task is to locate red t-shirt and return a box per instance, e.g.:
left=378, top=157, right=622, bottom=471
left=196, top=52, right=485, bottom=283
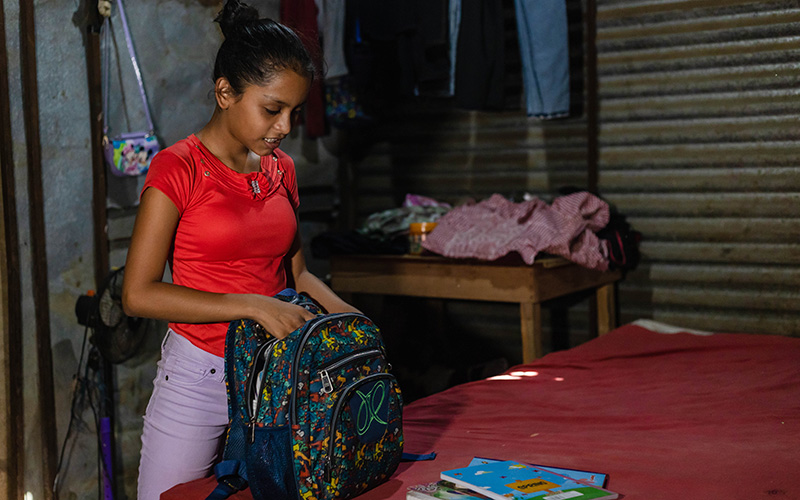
left=142, top=134, right=300, bottom=356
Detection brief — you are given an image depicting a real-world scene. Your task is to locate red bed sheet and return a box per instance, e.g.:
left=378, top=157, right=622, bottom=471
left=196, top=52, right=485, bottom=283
left=163, top=324, right=800, bottom=499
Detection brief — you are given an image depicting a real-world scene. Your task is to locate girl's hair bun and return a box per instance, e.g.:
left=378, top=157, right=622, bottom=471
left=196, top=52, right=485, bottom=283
left=211, top=0, right=317, bottom=94
left=214, top=0, right=259, bottom=40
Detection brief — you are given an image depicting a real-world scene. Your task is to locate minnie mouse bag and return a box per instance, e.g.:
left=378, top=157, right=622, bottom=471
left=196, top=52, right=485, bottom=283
left=103, top=132, right=159, bottom=177
left=101, top=0, right=160, bottom=176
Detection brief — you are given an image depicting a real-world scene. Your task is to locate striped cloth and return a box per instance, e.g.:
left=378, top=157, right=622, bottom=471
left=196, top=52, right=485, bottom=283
left=422, top=192, right=610, bottom=270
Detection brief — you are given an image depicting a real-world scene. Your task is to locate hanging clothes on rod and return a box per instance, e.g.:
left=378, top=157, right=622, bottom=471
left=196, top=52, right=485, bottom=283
left=280, top=0, right=327, bottom=137
left=513, top=0, right=571, bottom=119
left=454, top=0, right=506, bottom=110
left=347, top=0, right=450, bottom=98
left=448, top=0, right=462, bottom=97
left=315, top=0, right=348, bottom=79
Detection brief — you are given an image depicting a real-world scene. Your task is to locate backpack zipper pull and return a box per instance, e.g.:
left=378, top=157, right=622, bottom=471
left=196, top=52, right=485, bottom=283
left=320, top=370, right=334, bottom=394
left=324, top=456, right=332, bottom=482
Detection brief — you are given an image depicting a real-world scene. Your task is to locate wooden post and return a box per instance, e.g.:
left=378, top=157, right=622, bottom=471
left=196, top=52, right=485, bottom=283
left=75, top=0, right=110, bottom=286
left=520, top=302, right=543, bottom=364
left=18, top=0, right=58, bottom=497
left=76, top=1, right=117, bottom=497
left=596, top=283, right=617, bottom=336
left=0, top=0, right=25, bottom=497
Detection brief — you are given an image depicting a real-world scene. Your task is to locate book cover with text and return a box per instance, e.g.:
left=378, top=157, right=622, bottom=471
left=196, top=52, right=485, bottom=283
left=468, top=457, right=608, bottom=488
left=441, top=460, right=619, bottom=500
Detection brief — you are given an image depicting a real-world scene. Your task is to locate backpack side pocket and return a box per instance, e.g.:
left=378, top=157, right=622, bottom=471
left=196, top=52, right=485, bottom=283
left=247, top=425, right=298, bottom=500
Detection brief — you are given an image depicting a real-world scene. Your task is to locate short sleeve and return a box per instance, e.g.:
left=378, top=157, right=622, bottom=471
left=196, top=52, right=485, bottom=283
left=141, top=148, right=195, bottom=214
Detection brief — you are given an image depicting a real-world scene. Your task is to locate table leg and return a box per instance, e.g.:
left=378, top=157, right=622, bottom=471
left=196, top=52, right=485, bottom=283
left=596, top=283, right=617, bottom=336
left=520, top=302, right=543, bottom=363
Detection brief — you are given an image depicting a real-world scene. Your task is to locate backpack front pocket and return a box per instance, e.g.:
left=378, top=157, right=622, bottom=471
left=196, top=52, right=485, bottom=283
left=322, top=373, right=404, bottom=499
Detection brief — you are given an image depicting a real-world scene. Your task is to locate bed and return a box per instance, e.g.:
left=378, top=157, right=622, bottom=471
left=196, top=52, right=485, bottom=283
left=163, top=321, right=800, bottom=499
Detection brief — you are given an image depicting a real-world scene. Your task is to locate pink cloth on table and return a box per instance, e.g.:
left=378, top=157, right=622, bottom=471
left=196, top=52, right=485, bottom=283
left=422, top=192, right=610, bottom=270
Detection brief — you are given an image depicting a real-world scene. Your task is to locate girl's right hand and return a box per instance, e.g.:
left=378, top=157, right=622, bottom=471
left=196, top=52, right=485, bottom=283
left=251, top=296, right=317, bottom=339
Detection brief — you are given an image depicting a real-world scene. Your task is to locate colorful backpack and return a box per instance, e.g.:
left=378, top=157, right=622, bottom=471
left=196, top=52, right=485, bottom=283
left=207, top=290, right=404, bottom=500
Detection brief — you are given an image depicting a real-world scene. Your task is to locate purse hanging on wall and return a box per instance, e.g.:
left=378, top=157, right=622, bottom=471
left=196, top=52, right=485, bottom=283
left=101, top=0, right=160, bottom=177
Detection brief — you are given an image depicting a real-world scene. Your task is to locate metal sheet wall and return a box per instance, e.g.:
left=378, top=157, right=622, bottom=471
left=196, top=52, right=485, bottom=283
left=349, top=0, right=799, bottom=339
left=597, top=0, right=800, bottom=335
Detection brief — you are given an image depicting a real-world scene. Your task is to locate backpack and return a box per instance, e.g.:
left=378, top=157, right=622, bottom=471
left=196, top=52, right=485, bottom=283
left=596, top=211, right=641, bottom=271
left=208, top=290, right=404, bottom=500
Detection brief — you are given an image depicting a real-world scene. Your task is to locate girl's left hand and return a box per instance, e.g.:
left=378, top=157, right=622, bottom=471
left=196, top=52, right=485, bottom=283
left=250, top=295, right=317, bottom=339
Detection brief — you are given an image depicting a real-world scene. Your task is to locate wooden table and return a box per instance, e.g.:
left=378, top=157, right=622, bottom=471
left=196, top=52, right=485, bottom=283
left=330, top=254, right=622, bottom=363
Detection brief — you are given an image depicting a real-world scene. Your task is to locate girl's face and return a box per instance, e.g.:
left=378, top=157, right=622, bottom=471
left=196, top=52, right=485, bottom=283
left=220, top=69, right=311, bottom=157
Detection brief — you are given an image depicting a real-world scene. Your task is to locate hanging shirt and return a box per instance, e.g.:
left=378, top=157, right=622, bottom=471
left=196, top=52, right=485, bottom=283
left=315, top=0, right=349, bottom=79
left=455, top=0, right=506, bottom=110
left=280, top=0, right=327, bottom=138
left=513, top=0, right=570, bottom=118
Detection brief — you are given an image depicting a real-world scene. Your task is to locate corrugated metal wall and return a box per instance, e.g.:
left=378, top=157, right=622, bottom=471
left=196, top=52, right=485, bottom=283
left=597, top=0, right=800, bottom=335
left=348, top=0, right=800, bottom=348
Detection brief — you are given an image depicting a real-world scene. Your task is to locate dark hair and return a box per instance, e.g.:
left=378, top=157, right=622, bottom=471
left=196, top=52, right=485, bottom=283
left=213, top=0, right=317, bottom=95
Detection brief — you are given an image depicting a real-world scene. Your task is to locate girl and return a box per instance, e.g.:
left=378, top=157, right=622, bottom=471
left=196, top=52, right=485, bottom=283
left=121, top=2, right=359, bottom=498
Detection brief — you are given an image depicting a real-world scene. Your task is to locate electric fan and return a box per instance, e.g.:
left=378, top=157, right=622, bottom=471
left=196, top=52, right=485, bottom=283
left=76, top=266, right=148, bottom=364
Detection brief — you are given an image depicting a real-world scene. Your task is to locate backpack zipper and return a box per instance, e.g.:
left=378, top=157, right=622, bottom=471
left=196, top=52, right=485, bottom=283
left=318, top=348, right=383, bottom=394
left=247, top=337, right=277, bottom=442
left=244, top=293, right=314, bottom=441
left=324, top=372, right=397, bottom=482
left=287, top=293, right=316, bottom=308
left=289, top=312, right=373, bottom=425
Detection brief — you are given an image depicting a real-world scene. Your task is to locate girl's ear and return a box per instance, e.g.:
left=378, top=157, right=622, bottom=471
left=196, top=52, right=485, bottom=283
left=214, top=77, right=236, bottom=109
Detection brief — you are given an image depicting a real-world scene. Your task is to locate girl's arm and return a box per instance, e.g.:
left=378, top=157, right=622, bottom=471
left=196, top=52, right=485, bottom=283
left=286, top=231, right=362, bottom=315
left=121, top=187, right=315, bottom=339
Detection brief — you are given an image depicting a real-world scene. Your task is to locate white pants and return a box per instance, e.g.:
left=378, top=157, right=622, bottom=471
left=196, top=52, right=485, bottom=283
left=137, top=330, right=228, bottom=500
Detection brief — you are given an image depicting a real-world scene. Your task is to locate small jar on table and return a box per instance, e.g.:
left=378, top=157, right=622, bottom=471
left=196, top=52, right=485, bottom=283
left=408, top=222, right=437, bottom=255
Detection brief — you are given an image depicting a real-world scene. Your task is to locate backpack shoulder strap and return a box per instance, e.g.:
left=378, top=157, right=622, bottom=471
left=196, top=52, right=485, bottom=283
left=206, top=321, right=252, bottom=499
